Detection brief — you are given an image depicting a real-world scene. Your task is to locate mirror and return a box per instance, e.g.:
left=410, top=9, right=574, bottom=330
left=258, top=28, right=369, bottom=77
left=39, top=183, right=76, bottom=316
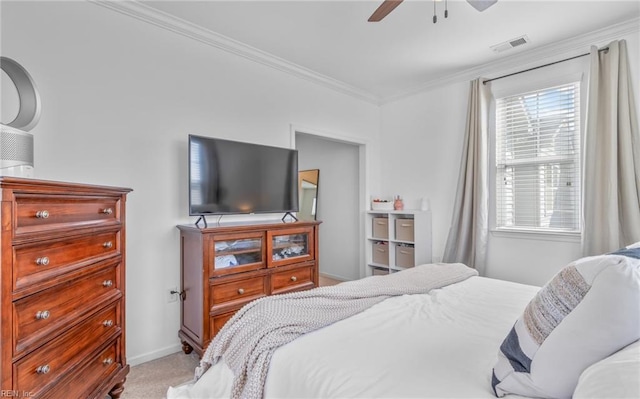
left=298, top=169, right=319, bottom=221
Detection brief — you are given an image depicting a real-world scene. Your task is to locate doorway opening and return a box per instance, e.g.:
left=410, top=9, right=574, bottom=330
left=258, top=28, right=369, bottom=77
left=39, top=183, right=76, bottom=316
left=291, top=126, right=368, bottom=281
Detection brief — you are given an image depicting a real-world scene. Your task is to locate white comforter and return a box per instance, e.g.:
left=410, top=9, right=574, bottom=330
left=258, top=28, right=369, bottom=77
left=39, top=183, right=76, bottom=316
left=168, top=276, right=539, bottom=399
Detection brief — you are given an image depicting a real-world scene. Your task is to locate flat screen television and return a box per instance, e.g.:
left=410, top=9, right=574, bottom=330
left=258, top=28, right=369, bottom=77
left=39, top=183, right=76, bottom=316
left=188, top=134, right=299, bottom=216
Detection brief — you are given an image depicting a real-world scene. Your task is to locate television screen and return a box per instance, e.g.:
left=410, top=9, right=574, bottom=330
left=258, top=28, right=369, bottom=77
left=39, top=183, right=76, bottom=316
left=189, top=135, right=299, bottom=215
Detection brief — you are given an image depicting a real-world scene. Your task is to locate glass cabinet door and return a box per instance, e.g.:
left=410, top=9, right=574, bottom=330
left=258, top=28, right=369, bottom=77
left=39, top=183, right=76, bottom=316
left=210, top=232, right=264, bottom=276
left=267, top=226, right=314, bottom=267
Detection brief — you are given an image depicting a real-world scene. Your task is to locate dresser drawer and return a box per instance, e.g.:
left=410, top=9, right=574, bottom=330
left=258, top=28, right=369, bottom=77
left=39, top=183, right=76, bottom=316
left=210, top=311, right=235, bottom=338
left=14, top=230, right=119, bottom=291
left=14, top=194, right=120, bottom=237
left=210, top=275, right=267, bottom=309
left=14, top=303, right=119, bottom=396
left=13, top=266, right=120, bottom=355
left=271, top=265, right=314, bottom=295
left=42, top=339, right=120, bottom=399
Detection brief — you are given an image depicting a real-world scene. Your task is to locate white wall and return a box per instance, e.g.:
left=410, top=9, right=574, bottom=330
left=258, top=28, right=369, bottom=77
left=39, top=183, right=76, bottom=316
left=380, top=81, right=469, bottom=264
left=380, top=28, right=640, bottom=286
left=0, top=2, right=380, bottom=365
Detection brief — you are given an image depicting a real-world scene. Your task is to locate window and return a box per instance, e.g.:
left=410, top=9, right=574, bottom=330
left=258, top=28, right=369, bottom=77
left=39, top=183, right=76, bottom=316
left=495, top=82, right=581, bottom=233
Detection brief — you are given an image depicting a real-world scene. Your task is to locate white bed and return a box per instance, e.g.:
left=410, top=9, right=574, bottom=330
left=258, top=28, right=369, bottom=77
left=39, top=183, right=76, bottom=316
left=168, top=276, right=539, bottom=398
left=168, top=249, right=640, bottom=399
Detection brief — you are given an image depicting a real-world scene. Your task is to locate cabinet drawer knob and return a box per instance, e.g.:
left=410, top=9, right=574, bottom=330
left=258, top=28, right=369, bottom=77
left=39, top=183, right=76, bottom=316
left=290, top=276, right=297, bottom=282
left=102, top=208, right=113, bottom=215
left=103, top=241, right=113, bottom=249
left=103, top=320, right=114, bottom=327
left=237, top=288, right=245, bottom=295
left=400, top=223, right=411, bottom=227
left=36, top=365, right=50, bottom=374
left=35, top=310, right=50, bottom=320
left=103, top=358, right=114, bottom=365
left=35, top=210, right=49, bottom=219
left=102, top=280, right=114, bottom=288
left=35, top=256, right=50, bottom=266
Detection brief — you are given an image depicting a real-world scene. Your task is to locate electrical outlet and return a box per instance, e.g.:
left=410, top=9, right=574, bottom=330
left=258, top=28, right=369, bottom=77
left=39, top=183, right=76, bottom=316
left=168, top=287, right=178, bottom=303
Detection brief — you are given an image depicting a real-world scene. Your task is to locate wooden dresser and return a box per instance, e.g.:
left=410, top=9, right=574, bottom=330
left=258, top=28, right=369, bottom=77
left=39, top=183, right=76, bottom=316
left=0, top=177, right=132, bottom=398
left=177, top=220, right=321, bottom=356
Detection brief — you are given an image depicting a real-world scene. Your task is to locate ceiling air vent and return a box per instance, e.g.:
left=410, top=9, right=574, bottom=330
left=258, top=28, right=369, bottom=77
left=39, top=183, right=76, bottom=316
left=490, top=35, right=530, bottom=53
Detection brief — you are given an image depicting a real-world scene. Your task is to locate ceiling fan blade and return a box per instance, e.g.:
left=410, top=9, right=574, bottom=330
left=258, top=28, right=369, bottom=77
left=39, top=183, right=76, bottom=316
left=368, top=0, right=404, bottom=22
left=466, top=0, right=498, bottom=12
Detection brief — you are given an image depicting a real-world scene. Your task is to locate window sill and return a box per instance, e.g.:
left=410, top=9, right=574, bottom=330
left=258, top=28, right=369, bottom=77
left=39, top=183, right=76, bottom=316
left=490, top=228, right=581, bottom=243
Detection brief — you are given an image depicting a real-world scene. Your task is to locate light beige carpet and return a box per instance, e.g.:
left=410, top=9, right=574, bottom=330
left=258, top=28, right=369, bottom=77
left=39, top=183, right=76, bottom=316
left=120, top=352, right=199, bottom=399
left=318, top=274, right=342, bottom=286
left=120, top=274, right=342, bottom=398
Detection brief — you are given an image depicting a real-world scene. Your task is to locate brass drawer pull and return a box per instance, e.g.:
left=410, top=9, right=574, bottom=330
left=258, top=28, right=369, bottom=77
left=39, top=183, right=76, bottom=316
left=102, top=280, right=114, bottom=288
left=400, top=250, right=412, bottom=254
left=290, top=276, right=297, bottom=282
left=36, top=365, right=50, bottom=374
left=103, top=320, right=114, bottom=327
left=400, top=223, right=412, bottom=227
left=35, top=210, right=49, bottom=219
left=237, top=288, right=245, bottom=295
left=103, top=241, right=113, bottom=249
left=35, top=310, right=50, bottom=320
left=102, top=208, right=113, bottom=215
left=35, top=256, right=50, bottom=266
left=103, top=358, right=114, bottom=365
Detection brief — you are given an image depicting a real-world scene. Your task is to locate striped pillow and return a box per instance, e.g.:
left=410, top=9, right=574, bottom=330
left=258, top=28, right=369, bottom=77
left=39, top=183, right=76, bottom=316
left=492, top=248, right=640, bottom=399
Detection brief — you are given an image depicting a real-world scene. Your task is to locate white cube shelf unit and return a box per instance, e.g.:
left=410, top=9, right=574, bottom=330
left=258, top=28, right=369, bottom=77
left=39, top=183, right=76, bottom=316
left=366, top=210, right=432, bottom=275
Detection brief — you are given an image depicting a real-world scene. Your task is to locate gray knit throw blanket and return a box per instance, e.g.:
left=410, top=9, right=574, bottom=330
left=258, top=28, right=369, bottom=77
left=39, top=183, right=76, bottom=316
left=196, top=262, right=478, bottom=399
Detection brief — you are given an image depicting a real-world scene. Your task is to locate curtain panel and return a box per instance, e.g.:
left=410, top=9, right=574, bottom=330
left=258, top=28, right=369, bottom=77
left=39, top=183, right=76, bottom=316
left=582, top=39, right=640, bottom=256
left=443, top=78, right=490, bottom=274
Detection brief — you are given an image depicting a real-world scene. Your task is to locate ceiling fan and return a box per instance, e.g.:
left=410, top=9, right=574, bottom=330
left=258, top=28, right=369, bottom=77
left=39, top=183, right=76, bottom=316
left=368, top=0, right=498, bottom=22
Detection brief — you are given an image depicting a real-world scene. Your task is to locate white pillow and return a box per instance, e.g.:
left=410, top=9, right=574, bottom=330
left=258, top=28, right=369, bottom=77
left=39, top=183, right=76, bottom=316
left=491, top=248, right=640, bottom=399
left=573, top=340, right=640, bottom=399
left=627, top=241, right=640, bottom=249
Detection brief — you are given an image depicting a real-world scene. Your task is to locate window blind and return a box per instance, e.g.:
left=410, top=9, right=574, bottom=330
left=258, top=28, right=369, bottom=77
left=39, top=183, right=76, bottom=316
left=495, top=82, right=581, bottom=232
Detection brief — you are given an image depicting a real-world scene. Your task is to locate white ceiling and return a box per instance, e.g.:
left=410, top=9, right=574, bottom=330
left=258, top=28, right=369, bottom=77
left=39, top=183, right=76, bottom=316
left=135, top=0, right=639, bottom=102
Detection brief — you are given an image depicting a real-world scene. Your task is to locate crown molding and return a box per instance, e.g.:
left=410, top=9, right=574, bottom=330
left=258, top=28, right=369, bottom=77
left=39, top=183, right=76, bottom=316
left=89, top=0, right=381, bottom=105
left=89, top=1, right=638, bottom=107
left=382, top=17, right=640, bottom=104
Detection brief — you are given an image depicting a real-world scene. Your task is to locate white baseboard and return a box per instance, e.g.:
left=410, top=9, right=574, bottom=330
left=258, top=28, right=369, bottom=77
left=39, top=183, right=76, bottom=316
left=319, top=272, right=349, bottom=282
left=128, top=343, right=183, bottom=367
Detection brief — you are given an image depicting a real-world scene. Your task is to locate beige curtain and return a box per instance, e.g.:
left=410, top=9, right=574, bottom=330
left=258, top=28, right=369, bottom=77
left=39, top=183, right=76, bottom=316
left=582, top=40, right=640, bottom=256
left=443, top=78, right=490, bottom=273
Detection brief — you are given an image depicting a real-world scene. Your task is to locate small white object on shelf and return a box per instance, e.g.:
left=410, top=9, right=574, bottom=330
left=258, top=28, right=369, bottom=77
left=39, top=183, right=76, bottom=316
left=421, top=197, right=431, bottom=211
left=371, top=200, right=394, bottom=211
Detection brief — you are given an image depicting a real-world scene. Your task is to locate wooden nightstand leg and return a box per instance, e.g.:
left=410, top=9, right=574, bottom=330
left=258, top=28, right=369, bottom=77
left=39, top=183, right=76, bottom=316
left=109, top=379, right=126, bottom=399
left=182, top=340, right=194, bottom=355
